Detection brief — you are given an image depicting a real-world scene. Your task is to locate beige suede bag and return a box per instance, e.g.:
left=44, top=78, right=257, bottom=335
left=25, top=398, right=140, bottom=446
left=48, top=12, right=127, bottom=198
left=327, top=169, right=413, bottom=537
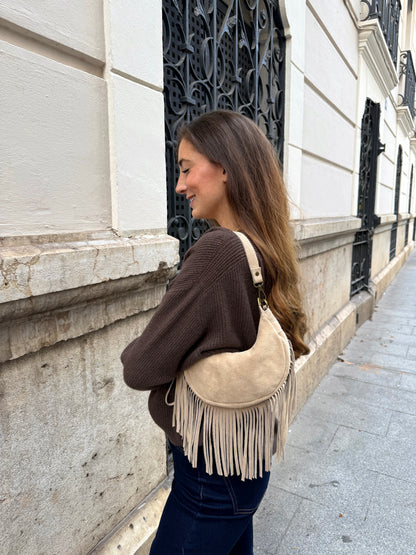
left=166, top=232, right=296, bottom=481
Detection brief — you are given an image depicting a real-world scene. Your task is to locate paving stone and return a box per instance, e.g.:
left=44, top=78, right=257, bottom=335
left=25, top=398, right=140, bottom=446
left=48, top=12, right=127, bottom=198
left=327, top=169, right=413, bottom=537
left=278, top=489, right=415, bottom=555
left=406, top=346, right=416, bottom=360
left=353, top=330, right=416, bottom=347
left=330, top=361, right=402, bottom=388
left=337, top=349, right=416, bottom=373
left=316, top=374, right=416, bottom=416
left=286, top=413, right=338, bottom=454
left=299, top=390, right=392, bottom=436
left=327, top=426, right=416, bottom=484
left=345, top=474, right=416, bottom=555
left=267, top=445, right=378, bottom=518
left=400, top=371, right=416, bottom=392
left=355, top=321, right=416, bottom=337
left=387, top=410, right=416, bottom=440
left=253, top=485, right=302, bottom=554
left=277, top=499, right=372, bottom=555
left=355, top=327, right=416, bottom=345
left=342, top=339, right=409, bottom=358
left=370, top=316, right=415, bottom=328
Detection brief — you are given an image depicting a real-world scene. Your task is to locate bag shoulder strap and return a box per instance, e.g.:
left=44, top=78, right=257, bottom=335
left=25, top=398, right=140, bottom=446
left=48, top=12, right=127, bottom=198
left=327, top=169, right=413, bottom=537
left=233, top=231, right=263, bottom=286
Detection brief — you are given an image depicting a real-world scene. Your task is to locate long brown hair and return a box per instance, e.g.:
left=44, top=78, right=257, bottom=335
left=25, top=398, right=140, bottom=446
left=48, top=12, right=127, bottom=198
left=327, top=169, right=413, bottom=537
left=178, top=110, right=309, bottom=358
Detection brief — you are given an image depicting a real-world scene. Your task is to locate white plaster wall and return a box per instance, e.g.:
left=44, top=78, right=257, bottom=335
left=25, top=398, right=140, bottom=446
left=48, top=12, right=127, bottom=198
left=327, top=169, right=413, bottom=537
left=378, top=183, right=394, bottom=215
left=107, top=0, right=163, bottom=87
left=305, top=7, right=356, bottom=123
left=0, top=0, right=105, bottom=61
left=0, top=40, right=111, bottom=236
left=383, top=97, right=397, bottom=131
left=399, top=144, right=410, bottom=214
left=301, top=154, right=353, bottom=218
left=301, top=84, right=355, bottom=218
left=307, top=0, right=359, bottom=74
left=299, top=3, right=357, bottom=219
left=357, top=58, right=389, bottom=114
left=378, top=121, right=395, bottom=214
left=280, top=0, right=306, bottom=213
left=303, top=85, right=355, bottom=170
left=104, top=0, right=166, bottom=234
left=111, top=74, right=167, bottom=233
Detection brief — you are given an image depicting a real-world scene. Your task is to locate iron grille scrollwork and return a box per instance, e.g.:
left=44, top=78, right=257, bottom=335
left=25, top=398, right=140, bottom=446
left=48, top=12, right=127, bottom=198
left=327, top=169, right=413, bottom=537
left=405, top=165, right=413, bottom=246
left=399, top=51, right=416, bottom=117
left=351, top=99, right=383, bottom=296
left=360, top=0, right=401, bottom=66
left=389, top=145, right=402, bottom=260
left=163, top=0, right=286, bottom=262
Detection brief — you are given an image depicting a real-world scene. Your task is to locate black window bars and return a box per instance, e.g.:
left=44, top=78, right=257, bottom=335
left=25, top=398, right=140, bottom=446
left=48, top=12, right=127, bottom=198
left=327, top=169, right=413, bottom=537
left=399, top=51, right=416, bottom=117
left=361, top=0, right=401, bottom=66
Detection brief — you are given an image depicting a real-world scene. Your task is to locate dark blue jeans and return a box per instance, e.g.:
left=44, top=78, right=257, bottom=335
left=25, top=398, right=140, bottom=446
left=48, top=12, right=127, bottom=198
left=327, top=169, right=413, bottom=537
left=150, top=442, right=270, bottom=554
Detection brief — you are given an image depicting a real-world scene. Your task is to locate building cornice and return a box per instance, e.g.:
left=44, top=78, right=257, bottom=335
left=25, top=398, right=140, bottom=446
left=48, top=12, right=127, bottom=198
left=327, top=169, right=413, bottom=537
left=358, top=18, right=398, bottom=97
left=397, top=105, right=415, bottom=137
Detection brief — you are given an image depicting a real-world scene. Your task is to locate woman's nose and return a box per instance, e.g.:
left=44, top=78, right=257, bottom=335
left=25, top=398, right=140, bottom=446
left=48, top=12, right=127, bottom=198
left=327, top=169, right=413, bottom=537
left=176, top=178, right=186, bottom=195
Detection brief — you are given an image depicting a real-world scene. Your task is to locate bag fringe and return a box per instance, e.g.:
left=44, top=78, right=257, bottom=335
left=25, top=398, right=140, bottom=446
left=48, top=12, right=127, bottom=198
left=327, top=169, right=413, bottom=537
left=172, top=345, right=296, bottom=481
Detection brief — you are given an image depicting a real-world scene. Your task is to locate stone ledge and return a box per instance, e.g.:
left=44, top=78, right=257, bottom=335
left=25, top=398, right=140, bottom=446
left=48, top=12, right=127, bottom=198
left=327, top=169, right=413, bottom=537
left=0, top=279, right=170, bottom=363
left=398, top=212, right=411, bottom=221
left=293, top=217, right=361, bottom=259
left=0, top=232, right=179, bottom=304
left=0, top=232, right=179, bottom=362
left=397, top=105, right=415, bottom=138
left=373, top=214, right=413, bottom=236
left=373, top=214, right=398, bottom=233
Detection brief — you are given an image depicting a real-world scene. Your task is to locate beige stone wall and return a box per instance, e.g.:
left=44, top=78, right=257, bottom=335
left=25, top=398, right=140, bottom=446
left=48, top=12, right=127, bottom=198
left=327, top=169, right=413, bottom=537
left=0, top=234, right=179, bottom=554
left=295, top=217, right=360, bottom=336
left=1, top=314, right=166, bottom=555
left=372, top=219, right=395, bottom=278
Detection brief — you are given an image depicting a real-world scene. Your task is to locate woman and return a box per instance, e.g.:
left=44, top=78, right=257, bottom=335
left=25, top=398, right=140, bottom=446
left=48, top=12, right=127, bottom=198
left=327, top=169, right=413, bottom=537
left=121, top=110, right=309, bottom=554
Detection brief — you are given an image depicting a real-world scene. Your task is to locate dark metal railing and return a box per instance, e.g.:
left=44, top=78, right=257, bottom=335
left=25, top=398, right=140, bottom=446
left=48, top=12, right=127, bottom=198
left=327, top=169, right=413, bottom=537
left=405, top=165, right=413, bottom=246
left=361, top=0, right=402, bottom=66
left=389, top=222, right=398, bottom=259
left=351, top=99, right=383, bottom=296
left=390, top=145, right=402, bottom=260
left=399, top=51, right=416, bottom=117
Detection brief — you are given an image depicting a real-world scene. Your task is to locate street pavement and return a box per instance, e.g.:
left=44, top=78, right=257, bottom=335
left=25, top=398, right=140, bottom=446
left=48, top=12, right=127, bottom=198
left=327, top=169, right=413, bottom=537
left=254, top=250, right=416, bottom=555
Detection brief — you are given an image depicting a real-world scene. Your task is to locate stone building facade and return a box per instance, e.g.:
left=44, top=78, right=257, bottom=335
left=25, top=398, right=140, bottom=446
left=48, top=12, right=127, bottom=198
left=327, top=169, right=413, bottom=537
left=0, top=1, right=414, bottom=554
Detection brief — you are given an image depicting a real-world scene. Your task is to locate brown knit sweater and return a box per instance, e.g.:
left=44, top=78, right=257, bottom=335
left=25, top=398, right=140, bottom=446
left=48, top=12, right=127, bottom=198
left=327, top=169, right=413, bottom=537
left=121, top=227, right=270, bottom=446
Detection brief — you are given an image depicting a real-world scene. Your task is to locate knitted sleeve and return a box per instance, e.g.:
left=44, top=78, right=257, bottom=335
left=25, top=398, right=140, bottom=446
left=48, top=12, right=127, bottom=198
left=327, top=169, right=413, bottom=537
left=121, top=227, right=260, bottom=391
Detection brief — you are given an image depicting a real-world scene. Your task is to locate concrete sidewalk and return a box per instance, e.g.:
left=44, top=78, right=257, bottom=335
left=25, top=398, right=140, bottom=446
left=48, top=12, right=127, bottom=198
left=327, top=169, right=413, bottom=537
left=254, top=251, right=416, bottom=554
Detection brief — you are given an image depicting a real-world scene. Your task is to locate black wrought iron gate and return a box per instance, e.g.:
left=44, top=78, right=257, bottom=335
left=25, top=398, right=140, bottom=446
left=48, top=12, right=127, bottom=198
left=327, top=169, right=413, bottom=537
left=405, top=164, right=413, bottom=246
left=351, top=98, right=383, bottom=296
left=389, top=145, right=402, bottom=260
left=162, top=0, right=286, bottom=261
